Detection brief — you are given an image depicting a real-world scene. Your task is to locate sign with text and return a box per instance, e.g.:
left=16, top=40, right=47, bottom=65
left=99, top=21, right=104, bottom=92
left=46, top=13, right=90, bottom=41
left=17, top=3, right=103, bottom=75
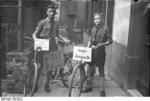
left=34, top=39, right=49, bottom=51
left=73, top=46, right=92, bottom=62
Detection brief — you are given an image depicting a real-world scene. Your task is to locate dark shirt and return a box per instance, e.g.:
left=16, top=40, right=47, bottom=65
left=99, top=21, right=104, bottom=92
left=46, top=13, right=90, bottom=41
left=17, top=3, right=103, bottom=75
left=35, top=17, right=59, bottom=38
left=90, top=25, right=112, bottom=45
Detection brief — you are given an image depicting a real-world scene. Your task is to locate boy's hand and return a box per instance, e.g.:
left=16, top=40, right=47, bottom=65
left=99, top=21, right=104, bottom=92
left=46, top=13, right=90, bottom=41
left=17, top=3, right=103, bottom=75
left=62, top=37, right=71, bottom=44
left=97, top=43, right=104, bottom=47
left=65, top=39, right=71, bottom=44
left=33, top=35, right=38, bottom=41
left=91, top=43, right=104, bottom=49
left=91, top=45, right=97, bottom=49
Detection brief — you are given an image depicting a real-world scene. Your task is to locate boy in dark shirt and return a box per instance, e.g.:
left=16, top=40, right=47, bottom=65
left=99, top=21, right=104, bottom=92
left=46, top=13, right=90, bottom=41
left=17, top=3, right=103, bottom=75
left=32, top=3, right=68, bottom=92
left=82, top=12, right=113, bottom=96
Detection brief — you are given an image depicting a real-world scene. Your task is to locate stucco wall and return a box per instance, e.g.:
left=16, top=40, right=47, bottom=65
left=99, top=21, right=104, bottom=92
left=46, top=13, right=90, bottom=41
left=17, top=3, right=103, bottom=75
left=110, top=0, right=131, bottom=89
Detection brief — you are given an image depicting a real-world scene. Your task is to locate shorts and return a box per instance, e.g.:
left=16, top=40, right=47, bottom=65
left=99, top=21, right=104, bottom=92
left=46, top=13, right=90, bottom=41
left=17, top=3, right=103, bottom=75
left=89, top=46, right=106, bottom=68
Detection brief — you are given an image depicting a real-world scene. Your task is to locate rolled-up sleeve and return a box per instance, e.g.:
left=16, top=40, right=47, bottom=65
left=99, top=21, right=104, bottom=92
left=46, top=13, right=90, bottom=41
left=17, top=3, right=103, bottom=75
left=34, top=20, right=44, bottom=37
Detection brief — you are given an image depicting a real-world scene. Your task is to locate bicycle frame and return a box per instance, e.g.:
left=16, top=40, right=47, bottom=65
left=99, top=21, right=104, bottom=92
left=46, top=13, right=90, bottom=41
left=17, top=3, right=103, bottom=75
left=68, top=45, right=101, bottom=96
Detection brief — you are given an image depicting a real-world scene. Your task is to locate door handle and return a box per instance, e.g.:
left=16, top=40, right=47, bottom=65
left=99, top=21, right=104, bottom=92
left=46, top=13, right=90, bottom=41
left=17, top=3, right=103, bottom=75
left=125, top=54, right=140, bottom=61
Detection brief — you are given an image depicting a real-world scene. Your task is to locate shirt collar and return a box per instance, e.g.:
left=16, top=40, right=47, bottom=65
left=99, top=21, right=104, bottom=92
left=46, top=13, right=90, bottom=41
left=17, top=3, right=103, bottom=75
left=95, top=23, right=103, bottom=28
left=46, top=17, right=52, bottom=22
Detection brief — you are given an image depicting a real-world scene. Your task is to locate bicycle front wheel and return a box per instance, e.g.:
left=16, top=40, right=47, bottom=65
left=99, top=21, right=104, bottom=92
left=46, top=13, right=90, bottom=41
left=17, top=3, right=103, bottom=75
left=68, top=63, right=85, bottom=97
left=23, top=61, right=38, bottom=96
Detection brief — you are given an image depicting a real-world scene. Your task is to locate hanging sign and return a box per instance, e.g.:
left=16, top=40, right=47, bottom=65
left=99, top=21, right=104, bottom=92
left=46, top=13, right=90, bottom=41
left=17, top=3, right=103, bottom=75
left=34, top=39, right=49, bottom=51
left=73, top=46, right=92, bottom=62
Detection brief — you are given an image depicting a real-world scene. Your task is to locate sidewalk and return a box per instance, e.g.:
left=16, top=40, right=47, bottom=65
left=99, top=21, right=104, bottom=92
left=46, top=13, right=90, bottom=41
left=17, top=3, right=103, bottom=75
left=79, top=74, right=128, bottom=97
left=2, top=60, right=129, bottom=97
left=2, top=74, right=128, bottom=97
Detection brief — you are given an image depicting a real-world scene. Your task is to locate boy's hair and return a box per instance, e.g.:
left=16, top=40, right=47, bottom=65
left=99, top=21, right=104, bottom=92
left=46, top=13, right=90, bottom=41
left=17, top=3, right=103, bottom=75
left=46, top=2, right=58, bottom=10
left=94, top=12, right=103, bottom=18
left=46, top=3, right=58, bottom=15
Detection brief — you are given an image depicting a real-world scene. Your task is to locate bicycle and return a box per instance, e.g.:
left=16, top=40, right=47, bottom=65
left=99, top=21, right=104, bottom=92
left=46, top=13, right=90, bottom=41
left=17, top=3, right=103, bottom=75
left=68, top=44, right=101, bottom=97
left=23, top=36, right=74, bottom=96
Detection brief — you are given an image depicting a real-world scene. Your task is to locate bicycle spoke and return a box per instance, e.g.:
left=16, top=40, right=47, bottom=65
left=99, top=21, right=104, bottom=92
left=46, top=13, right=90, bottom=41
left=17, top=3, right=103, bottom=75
left=61, top=57, right=73, bottom=87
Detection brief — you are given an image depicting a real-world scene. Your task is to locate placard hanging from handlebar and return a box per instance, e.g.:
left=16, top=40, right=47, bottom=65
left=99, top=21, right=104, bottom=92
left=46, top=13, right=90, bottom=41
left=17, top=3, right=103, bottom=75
left=73, top=46, right=92, bottom=62
left=34, top=39, right=49, bottom=51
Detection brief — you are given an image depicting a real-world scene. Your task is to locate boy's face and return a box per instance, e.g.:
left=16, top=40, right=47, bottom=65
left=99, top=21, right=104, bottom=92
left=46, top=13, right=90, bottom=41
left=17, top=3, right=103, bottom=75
left=47, top=8, right=56, bottom=18
left=94, top=15, right=101, bottom=26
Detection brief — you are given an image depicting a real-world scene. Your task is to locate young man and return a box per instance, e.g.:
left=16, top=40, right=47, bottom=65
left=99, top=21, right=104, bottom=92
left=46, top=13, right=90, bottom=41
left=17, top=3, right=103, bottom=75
left=82, top=12, right=113, bottom=96
left=32, top=3, right=67, bottom=92
left=33, top=3, right=60, bottom=51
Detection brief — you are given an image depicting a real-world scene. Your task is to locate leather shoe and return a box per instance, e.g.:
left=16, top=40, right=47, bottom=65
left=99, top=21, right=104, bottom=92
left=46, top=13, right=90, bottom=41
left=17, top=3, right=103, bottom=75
left=82, top=87, right=92, bottom=93
left=100, top=90, right=106, bottom=97
left=44, top=84, right=51, bottom=92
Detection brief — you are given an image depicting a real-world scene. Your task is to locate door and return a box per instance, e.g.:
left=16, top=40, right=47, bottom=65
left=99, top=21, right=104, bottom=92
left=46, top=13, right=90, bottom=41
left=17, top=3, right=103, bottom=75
left=128, top=2, right=150, bottom=96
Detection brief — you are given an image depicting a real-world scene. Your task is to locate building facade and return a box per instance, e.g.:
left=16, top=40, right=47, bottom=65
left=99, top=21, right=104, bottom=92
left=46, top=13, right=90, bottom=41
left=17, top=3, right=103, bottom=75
left=1, top=0, right=149, bottom=96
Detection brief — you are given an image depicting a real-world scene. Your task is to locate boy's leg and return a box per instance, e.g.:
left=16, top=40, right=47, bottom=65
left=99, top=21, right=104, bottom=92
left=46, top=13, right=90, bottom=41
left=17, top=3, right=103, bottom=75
left=98, top=66, right=106, bottom=96
left=82, top=48, right=96, bottom=93
left=82, top=63, right=95, bottom=93
left=44, top=52, right=52, bottom=92
left=45, top=70, right=52, bottom=92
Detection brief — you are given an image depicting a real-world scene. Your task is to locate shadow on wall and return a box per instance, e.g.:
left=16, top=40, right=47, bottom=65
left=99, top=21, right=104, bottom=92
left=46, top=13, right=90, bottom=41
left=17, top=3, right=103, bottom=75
left=109, top=41, right=129, bottom=89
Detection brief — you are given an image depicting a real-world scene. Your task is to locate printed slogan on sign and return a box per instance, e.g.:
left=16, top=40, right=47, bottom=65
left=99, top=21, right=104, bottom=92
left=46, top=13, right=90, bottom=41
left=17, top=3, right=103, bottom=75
left=34, top=39, right=49, bottom=51
left=73, top=46, right=92, bottom=62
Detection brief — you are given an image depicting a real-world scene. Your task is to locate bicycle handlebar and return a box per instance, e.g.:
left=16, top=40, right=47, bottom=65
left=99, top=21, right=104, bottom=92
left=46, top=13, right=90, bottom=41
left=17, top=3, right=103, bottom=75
left=24, top=36, right=33, bottom=42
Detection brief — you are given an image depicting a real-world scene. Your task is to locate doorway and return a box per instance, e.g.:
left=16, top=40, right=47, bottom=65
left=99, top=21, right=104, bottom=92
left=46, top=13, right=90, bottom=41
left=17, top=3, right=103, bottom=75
left=128, top=2, right=150, bottom=96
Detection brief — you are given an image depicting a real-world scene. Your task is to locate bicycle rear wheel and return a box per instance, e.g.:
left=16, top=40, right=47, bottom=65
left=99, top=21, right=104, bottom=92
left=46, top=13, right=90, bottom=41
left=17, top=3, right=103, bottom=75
left=68, top=63, right=85, bottom=97
left=23, top=61, right=38, bottom=96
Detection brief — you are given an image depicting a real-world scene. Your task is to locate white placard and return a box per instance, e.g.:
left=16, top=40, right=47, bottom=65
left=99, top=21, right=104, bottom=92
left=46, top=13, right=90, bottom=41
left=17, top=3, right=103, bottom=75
left=73, top=46, right=92, bottom=62
left=34, top=39, right=49, bottom=51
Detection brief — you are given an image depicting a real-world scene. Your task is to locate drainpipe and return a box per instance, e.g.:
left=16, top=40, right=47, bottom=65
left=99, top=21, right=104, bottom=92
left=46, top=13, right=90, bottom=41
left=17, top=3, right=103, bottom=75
left=105, top=0, right=112, bottom=79
left=18, top=0, right=22, bottom=52
left=105, top=0, right=108, bottom=27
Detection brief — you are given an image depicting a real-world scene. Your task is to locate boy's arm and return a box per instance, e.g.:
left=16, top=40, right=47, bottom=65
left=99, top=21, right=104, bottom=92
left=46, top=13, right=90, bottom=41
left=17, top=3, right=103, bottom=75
left=98, top=26, right=113, bottom=47
left=32, top=20, right=44, bottom=40
left=87, top=28, right=93, bottom=47
left=87, top=40, right=91, bottom=47
left=32, top=30, right=38, bottom=40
